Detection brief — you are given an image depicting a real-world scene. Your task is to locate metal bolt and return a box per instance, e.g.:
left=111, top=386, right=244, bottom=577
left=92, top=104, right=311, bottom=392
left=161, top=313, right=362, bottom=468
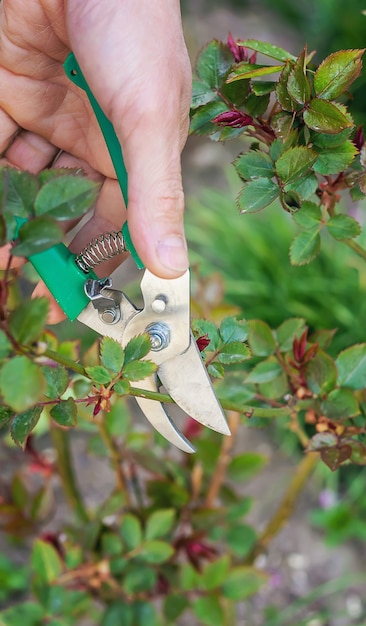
left=99, top=308, right=120, bottom=324
left=146, top=322, right=170, bottom=351
left=151, top=295, right=167, bottom=313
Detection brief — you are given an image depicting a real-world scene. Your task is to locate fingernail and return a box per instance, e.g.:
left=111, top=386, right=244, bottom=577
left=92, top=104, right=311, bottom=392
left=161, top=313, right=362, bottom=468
left=157, top=235, right=189, bottom=272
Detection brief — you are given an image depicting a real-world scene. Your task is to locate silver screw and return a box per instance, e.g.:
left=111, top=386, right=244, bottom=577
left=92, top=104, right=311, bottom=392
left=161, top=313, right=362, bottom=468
left=151, top=295, right=167, bottom=313
left=100, top=308, right=120, bottom=324
left=146, top=322, right=170, bottom=351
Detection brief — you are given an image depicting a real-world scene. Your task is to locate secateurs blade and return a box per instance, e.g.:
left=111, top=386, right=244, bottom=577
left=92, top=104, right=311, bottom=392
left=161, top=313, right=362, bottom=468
left=21, top=53, right=230, bottom=452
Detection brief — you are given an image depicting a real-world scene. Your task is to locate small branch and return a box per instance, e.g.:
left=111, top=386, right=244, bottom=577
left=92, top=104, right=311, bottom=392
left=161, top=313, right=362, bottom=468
left=246, top=452, right=318, bottom=563
left=96, top=418, right=132, bottom=505
left=344, top=239, right=366, bottom=264
left=50, top=424, right=89, bottom=524
left=204, top=412, right=240, bottom=508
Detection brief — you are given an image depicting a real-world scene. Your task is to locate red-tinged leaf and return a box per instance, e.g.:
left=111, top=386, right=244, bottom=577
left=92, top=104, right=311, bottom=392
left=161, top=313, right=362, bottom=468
left=314, top=49, right=365, bottom=100
left=196, top=40, right=234, bottom=89
left=320, top=445, right=352, bottom=471
left=10, top=406, right=42, bottom=449
left=303, top=99, right=354, bottom=134
left=238, top=39, right=296, bottom=62
left=227, top=63, right=283, bottom=82
left=287, top=46, right=312, bottom=105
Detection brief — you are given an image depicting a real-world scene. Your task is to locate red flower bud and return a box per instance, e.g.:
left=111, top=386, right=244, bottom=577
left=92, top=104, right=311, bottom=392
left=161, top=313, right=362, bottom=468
left=183, top=417, right=203, bottom=440
left=196, top=334, right=210, bottom=352
left=227, top=32, right=249, bottom=62
left=354, top=125, right=364, bottom=151
left=212, top=110, right=253, bottom=128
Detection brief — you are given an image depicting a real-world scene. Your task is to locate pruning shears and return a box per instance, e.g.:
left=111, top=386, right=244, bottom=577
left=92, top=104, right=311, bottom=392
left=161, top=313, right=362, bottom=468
left=21, top=53, right=230, bottom=453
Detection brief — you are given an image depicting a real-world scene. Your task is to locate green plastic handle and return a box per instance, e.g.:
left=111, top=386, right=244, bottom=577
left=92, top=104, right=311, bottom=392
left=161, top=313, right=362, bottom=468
left=64, top=52, right=144, bottom=269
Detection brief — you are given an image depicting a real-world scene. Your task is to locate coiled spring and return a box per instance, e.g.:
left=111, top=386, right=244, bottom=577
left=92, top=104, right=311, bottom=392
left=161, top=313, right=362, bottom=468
left=75, top=231, right=126, bottom=273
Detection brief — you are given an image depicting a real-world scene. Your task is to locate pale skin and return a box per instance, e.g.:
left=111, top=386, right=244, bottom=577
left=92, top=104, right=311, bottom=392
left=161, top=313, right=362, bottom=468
left=0, top=0, right=192, bottom=321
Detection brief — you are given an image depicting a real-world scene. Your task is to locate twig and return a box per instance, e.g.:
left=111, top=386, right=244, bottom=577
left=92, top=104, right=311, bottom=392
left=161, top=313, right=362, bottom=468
left=204, top=411, right=240, bottom=508
left=96, top=418, right=132, bottom=505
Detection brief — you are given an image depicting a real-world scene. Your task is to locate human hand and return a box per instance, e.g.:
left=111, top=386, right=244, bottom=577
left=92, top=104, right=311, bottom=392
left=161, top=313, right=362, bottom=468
left=0, top=0, right=191, bottom=319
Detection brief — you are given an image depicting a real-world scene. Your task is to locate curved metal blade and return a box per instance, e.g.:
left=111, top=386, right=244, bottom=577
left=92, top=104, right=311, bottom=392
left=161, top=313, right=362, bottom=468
left=132, top=376, right=196, bottom=453
left=158, top=333, right=231, bottom=435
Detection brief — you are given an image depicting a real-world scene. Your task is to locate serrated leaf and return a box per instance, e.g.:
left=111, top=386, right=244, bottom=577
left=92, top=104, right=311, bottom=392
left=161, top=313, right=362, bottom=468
left=145, top=509, right=175, bottom=540
left=276, top=62, right=297, bottom=112
left=321, top=445, right=352, bottom=471
left=227, top=63, right=283, bottom=82
left=321, top=388, right=359, bottom=420
left=12, top=216, right=63, bottom=257
left=327, top=214, right=361, bottom=240
left=50, top=397, right=77, bottom=427
left=10, top=405, right=42, bottom=449
left=306, top=349, right=337, bottom=394
left=313, top=140, right=358, bottom=175
left=287, top=47, right=311, bottom=105
left=234, top=151, right=274, bottom=181
left=303, top=99, right=354, bottom=134
left=276, top=146, right=317, bottom=184
left=120, top=514, right=143, bottom=550
left=196, top=40, right=234, bottom=89
left=251, top=80, right=277, bottom=95
left=192, top=319, right=221, bottom=351
left=102, top=602, right=133, bottom=626
left=239, top=39, right=296, bottom=62
left=312, top=127, right=353, bottom=148
left=191, top=79, right=219, bottom=108
left=190, top=101, right=229, bottom=136
left=248, top=320, right=276, bottom=356
left=164, top=593, right=189, bottom=622
left=224, top=523, right=257, bottom=558
left=218, top=342, right=250, bottom=364
left=124, top=334, right=151, bottom=364
left=85, top=365, right=112, bottom=385
left=222, top=567, right=267, bottom=600
left=244, top=92, right=270, bottom=117
left=113, top=379, right=130, bottom=395
left=42, top=364, right=68, bottom=399
left=237, top=177, right=279, bottom=213
left=314, top=49, right=365, bottom=100
left=32, top=539, right=63, bottom=585
left=138, top=540, right=174, bottom=563
left=276, top=318, right=306, bottom=352
left=192, top=596, right=224, bottom=626
left=228, top=452, right=267, bottom=481
left=220, top=316, right=249, bottom=343
left=292, top=201, right=322, bottom=229
left=0, top=356, right=45, bottom=412
left=207, top=362, right=224, bottom=378
left=202, top=556, right=231, bottom=591
left=122, top=359, right=157, bottom=382
left=246, top=356, right=283, bottom=383
left=290, top=229, right=321, bottom=265
left=9, top=298, right=49, bottom=345
left=100, top=337, right=125, bottom=373
left=0, top=405, right=14, bottom=427
left=1, top=168, right=39, bottom=217
left=336, top=343, right=366, bottom=389
left=34, top=175, right=99, bottom=220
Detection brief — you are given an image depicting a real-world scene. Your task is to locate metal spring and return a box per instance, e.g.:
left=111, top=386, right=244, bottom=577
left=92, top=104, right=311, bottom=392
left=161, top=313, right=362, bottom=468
left=75, top=231, right=126, bottom=273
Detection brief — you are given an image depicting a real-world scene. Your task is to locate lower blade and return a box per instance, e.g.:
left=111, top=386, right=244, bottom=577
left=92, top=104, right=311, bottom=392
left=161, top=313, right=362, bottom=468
left=158, top=334, right=231, bottom=435
left=133, top=376, right=196, bottom=453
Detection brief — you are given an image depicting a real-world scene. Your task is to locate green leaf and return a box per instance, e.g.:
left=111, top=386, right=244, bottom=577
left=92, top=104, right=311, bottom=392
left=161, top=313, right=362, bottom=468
left=0, top=405, right=15, bottom=428
left=122, top=566, right=156, bottom=595
left=289, top=229, right=321, bottom=265
left=246, top=356, right=283, bottom=383
left=180, top=563, right=200, bottom=591
left=145, top=509, right=175, bottom=540
left=275, top=146, right=317, bottom=184
left=10, top=405, right=42, bottom=449
left=124, top=334, right=151, bottom=364
left=336, top=343, right=366, bottom=389
left=122, top=359, right=157, bottom=382
left=137, top=540, right=174, bottom=563
left=192, top=596, right=224, bottom=626
left=0, top=356, right=45, bottom=412
left=228, top=452, right=267, bottom=481
left=276, top=318, right=306, bottom=352
left=248, top=320, right=276, bottom=356
left=237, top=177, right=279, bottom=213
left=222, top=567, right=266, bottom=600
left=100, top=337, right=125, bottom=373
left=244, top=92, right=270, bottom=117
left=12, top=216, right=63, bottom=257
left=220, top=316, right=249, bottom=343
left=234, top=151, right=274, bottom=181
left=113, top=379, right=130, bottom=395
left=314, top=49, right=364, bottom=100
left=31, top=539, right=62, bottom=585
left=120, top=514, right=143, bottom=550
left=189, top=101, right=228, bottom=136
left=84, top=365, right=112, bottom=385
left=102, top=602, right=133, bottom=626
left=251, top=80, right=277, bottom=95
left=50, top=397, right=77, bottom=427
left=164, top=593, right=189, bottom=622
left=287, top=47, right=311, bottom=105
left=307, top=431, right=338, bottom=451
left=303, top=99, right=354, bottom=134
left=192, top=319, right=221, bottom=351
left=0, top=330, right=11, bottom=360
left=42, top=364, right=68, bottom=399
left=285, top=172, right=318, bottom=201
left=276, top=62, right=297, bottom=112
left=239, top=39, right=296, bottom=62
left=321, top=388, right=360, bottom=420
left=327, top=214, right=361, bottom=240
left=218, top=341, right=250, bottom=364
left=207, top=362, right=224, bottom=378
left=292, top=201, right=322, bottom=229
left=201, top=556, right=231, bottom=591
left=34, top=175, right=99, bottom=220
left=133, top=601, right=159, bottom=626
left=1, top=168, right=39, bottom=217
left=191, top=79, right=218, bottom=108
left=196, top=40, right=234, bottom=89
left=225, top=523, right=257, bottom=558
left=312, top=127, right=353, bottom=148
left=227, top=63, right=283, bottom=82
left=306, top=349, right=338, bottom=394
left=9, top=298, right=49, bottom=345
left=313, top=140, right=358, bottom=175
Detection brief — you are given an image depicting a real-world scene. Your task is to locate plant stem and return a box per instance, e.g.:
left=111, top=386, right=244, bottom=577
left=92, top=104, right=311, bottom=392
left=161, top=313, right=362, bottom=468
left=344, top=239, right=366, bottom=263
left=50, top=424, right=89, bottom=523
left=246, top=452, right=318, bottom=563
left=97, top=419, right=132, bottom=505
left=204, top=411, right=240, bottom=508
